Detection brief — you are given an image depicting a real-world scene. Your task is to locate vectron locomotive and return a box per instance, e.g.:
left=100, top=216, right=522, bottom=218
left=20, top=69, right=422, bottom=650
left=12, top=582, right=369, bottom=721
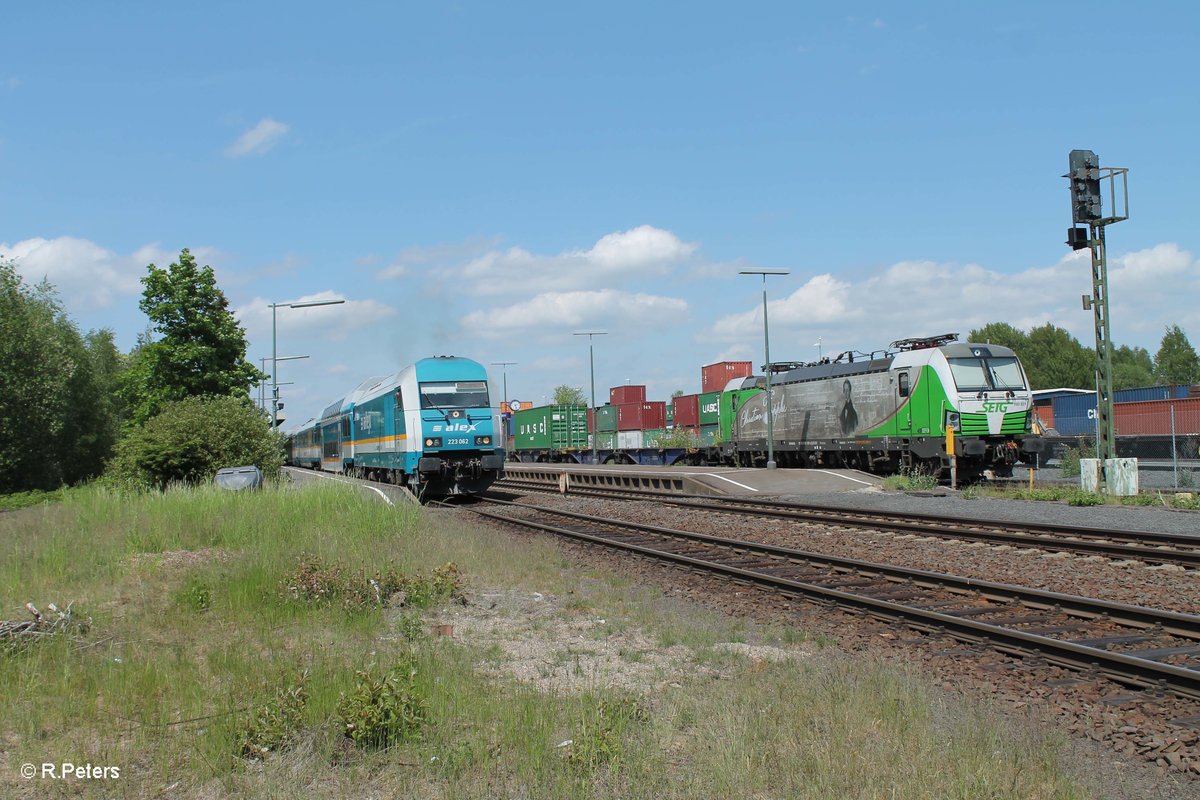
left=286, top=356, right=505, bottom=500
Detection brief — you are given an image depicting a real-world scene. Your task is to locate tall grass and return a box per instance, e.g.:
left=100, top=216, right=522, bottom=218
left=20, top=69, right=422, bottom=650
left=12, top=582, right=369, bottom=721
left=0, top=482, right=1089, bottom=798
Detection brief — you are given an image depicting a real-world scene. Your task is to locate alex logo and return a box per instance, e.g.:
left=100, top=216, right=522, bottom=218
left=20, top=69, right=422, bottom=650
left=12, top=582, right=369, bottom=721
left=981, top=402, right=1010, bottom=413
left=432, top=422, right=478, bottom=433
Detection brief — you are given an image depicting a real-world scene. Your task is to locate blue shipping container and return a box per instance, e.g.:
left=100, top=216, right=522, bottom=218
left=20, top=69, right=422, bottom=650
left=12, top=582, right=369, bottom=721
left=1051, top=393, right=1097, bottom=436
left=1113, top=385, right=1191, bottom=404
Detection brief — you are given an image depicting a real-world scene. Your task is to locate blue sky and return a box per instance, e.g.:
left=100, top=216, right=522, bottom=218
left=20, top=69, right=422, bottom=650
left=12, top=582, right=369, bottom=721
left=4, top=2, right=1199, bottom=427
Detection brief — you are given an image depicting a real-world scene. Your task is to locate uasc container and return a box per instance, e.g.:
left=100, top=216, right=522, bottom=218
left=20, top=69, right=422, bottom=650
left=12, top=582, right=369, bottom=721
left=702, top=361, right=753, bottom=393
left=609, top=385, right=647, bottom=405
left=512, top=405, right=588, bottom=451
left=698, top=391, right=720, bottom=426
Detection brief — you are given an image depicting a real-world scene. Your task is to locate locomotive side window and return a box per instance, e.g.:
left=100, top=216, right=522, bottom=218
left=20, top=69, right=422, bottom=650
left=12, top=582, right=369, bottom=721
left=898, top=372, right=910, bottom=397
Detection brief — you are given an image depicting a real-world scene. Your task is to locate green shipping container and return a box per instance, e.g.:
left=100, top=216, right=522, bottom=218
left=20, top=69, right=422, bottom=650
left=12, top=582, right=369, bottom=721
left=513, top=405, right=588, bottom=451
left=718, top=388, right=763, bottom=443
left=594, top=431, right=617, bottom=449
left=699, top=391, right=720, bottom=426
left=699, top=424, right=719, bottom=446
left=642, top=428, right=667, bottom=447
left=595, top=404, right=618, bottom=432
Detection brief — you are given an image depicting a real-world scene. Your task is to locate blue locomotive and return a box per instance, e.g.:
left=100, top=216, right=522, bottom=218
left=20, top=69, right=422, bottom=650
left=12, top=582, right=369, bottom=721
left=286, top=356, right=505, bottom=500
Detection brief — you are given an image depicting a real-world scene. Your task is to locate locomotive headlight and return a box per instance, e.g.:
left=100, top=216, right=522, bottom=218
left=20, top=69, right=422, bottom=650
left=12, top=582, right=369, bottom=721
left=474, top=435, right=492, bottom=446
left=944, top=411, right=961, bottom=433
left=424, top=437, right=442, bottom=448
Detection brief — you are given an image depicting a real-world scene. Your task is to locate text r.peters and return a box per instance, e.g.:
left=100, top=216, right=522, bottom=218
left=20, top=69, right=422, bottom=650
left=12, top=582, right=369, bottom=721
left=41, top=763, right=121, bottom=779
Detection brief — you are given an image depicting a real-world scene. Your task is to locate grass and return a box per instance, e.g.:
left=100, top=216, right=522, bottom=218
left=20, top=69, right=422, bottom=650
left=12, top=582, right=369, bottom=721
left=0, top=481, right=1092, bottom=798
left=882, top=465, right=941, bottom=492
left=963, top=482, right=1200, bottom=509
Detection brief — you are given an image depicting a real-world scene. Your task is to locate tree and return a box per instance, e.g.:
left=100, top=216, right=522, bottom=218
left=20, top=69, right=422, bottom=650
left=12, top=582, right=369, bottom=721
left=1111, top=344, right=1155, bottom=390
left=106, top=395, right=283, bottom=490
left=1154, top=325, right=1200, bottom=386
left=1020, top=324, right=1093, bottom=390
left=967, top=322, right=1028, bottom=353
left=120, top=249, right=262, bottom=424
left=553, top=385, right=587, bottom=406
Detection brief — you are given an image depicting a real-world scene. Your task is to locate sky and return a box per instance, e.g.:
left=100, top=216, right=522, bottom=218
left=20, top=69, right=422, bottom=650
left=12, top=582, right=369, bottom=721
left=3, top=2, right=1200, bottom=428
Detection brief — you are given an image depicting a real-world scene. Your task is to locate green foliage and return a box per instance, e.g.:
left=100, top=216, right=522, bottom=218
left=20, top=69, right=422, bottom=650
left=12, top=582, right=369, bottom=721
left=655, top=427, right=699, bottom=448
left=553, top=384, right=587, bottom=406
left=882, top=465, right=940, bottom=491
left=282, top=554, right=463, bottom=612
left=1021, top=324, right=1093, bottom=390
left=338, top=659, right=427, bottom=749
left=176, top=577, right=212, bottom=612
left=105, top=394, right=283, bottom=490
left=0, top=260, right=121, bottom=491
left=119, top=249, right=263, bottom=425
left=967, top=322, right=1027, bottom=353
left=564, top=695, right=648, bottom=775
left=236, top=672, right=310, bottom=760
left=1056, top=439, right=1094, bottom=478
left=1154, top=324, right=1200, bottom=386
left=1111, top=344, right=1155, bottom=390
left=1065, top=490, right=1104, bottom=507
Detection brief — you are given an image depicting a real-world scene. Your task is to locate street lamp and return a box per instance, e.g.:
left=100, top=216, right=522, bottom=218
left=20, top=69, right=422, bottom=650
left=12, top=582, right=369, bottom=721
left=573, top=330, right=608, bottom=464
left=270, top=298, right=345, bottom=427
left=260, top=355, right=309, bottom=415
left=739, top=269, right=790, bottom=469
left=814, top=337, right=822, bottom=360
left=490, top=361, right=517, bottom=456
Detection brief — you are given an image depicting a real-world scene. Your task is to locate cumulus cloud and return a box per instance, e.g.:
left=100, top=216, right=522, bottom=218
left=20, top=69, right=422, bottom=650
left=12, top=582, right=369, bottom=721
left=707, top=244, right=1200, bottom=356
left=225, top=118, right=289, bottom=157
left=0, top=236, right=206, bottom=309
left=375, top=236, right=501, bottom=281
left=234, top=290, right=397, bottom=343
left=444, top=225, right=697, bottom=296
left=461, top=289, right=689, bottom=339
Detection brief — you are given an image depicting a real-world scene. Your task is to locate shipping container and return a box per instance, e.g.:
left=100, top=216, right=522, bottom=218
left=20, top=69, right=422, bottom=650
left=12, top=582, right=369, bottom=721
left=617, top=401, right=667, bottom=431
left=512, top=405, right=589, bottom=451
left=1114, top=397, right=1200, bottom=436
left=595, top=404, right=618, bottom=432
left=718, top=388, right=762, bottom=442
left=1113, top=385, right=1192, bottom=404
left=672, top=393, right=700, bottom=428
left=1051, top=393, right=1097, bottom=436
left=617, top=430, right=644, bottom=450
left=594, top=431, right=617, bottom=449
left=698, top=391, right=720, bottom=426
left=587, top=407, right=595, bottom=433
left=1034, top=405, right=1054, bottom=431
left=642, top=428, right=667, bottom=447
left=698, top=424, right=719, bottom=446
left=609, top=385, right=647, bottom=405
left=702, top=361, right=753, bottom=394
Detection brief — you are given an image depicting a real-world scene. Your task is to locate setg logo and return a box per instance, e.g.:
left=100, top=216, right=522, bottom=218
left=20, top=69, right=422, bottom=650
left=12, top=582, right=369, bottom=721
left=981, top=402, right=1010, bottom=413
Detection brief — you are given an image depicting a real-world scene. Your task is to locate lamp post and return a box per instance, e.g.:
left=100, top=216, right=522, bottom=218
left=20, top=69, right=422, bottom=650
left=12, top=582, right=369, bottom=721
left=573, top=330, right=607, bottom=464
left=260, top=355, right=309, bottom=415
left=739, top=269, right=790, bottom=469
left=490, top=361, right=516, bottom=455
left=270, top=298, right=345, bottom=427
left=814, top=336, right=822, bottom=360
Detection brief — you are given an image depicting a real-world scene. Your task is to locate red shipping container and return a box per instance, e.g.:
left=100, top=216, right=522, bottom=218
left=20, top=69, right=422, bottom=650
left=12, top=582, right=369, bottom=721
left=672, top=393, right=700, bottom=428
left=1034, top=406, right=1054, bottom=431
left=610, top=385, right=647, bottom=405
left=1113, top=397, right=1200, bottom=436
left=617, top=401, right=667, bottom=431
left=587, top=407, right=595, bottom=433
left=702, top=361, right=753, bottom=393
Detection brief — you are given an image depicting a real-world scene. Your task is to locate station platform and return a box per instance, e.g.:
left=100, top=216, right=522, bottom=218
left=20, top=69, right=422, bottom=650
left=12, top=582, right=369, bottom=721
left=501, top=462, right=881, bottom=496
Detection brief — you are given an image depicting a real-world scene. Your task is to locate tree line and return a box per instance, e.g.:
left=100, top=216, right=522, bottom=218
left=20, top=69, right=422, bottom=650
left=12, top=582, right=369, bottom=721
left=968, top=322, right=1200, bottom=391
left=1, top=250, right=277, bottom=494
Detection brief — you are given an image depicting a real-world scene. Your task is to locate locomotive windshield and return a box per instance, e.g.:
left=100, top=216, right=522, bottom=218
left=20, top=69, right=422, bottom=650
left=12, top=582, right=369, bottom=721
left=419, top=380, right=490, bottom=410
left=947, top=357, right=1026, bottom=392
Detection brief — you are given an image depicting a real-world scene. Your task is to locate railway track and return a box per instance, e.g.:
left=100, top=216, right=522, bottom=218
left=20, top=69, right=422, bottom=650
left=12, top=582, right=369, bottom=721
left=494, top=477, right=1200, bottom=568
left=462, top=495, right=1200, bottom=702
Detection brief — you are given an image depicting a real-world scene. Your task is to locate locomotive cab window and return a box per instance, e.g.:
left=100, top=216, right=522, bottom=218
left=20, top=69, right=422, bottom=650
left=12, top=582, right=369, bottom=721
left=897, top=372, right=910, bottom=397
left=948, top=357, right=1027, bottom=393
left=419, top=380, right=490, bottom=410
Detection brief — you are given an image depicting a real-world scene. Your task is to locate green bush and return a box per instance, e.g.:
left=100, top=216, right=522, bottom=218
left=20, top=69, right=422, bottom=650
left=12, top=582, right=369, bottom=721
left=105, top=395, right=282, bottom=490
left=1057, top=438, right=1095, bottom=478
left=338, top=660, right=427, bottom=749
left=236, top=673, right=310, bottom=760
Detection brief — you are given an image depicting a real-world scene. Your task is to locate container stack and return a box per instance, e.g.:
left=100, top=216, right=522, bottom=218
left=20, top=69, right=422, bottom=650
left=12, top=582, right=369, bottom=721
left=701, top=361, right=753, bottom=393
left=511, top=405, right=588, bottom=452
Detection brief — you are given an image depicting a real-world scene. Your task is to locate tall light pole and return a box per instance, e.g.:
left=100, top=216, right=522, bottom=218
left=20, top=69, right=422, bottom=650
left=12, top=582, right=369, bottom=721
left=573, top=330, right=607, bottom=464
left=270, top=298, right=345, bottom=427
left=260, top=355, right=309, bottom=415
left=490, top=361, right=516, bottom=456
left=739, top=269, right=790, bottom=469
left=814, top=337, right=822, bottom=360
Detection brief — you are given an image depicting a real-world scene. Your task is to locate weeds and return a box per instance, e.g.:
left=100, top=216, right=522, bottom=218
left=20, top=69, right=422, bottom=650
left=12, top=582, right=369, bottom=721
left=1057, top=438, right=1095, bottom=478
left=236, top=671, right=310, bottom=760
left=176, top=576, right=212, bottom=612
left=564, top=695, right=649, bottom=776
left=338, top=659, right=427, bottom=749
left=883, top=465, right=940, bottom=492
left=283, top=554, right=463, bottom=612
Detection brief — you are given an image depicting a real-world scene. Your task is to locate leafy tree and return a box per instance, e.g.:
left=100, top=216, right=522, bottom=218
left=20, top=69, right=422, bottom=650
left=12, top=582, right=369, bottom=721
left=120, top=249, right=262, bottom=424
left=1154, top=325, right=1200, bottom=385
left=106, top=395, right=283, bottom=490
left=671, top=389, right=684, bottom=399
left=1020, top=324, right=1093, bottom=390
left=967, top=322, right=1028, bottom=352
left=1111, top=344, right=1155, bottom=390
left=553, top=385, right=587, bottom=406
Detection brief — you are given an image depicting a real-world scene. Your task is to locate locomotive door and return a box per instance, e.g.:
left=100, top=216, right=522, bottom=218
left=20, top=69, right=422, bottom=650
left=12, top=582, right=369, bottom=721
left=896, top=370, right=913, bottom=435
left=393, top=390, right=406, bottom=451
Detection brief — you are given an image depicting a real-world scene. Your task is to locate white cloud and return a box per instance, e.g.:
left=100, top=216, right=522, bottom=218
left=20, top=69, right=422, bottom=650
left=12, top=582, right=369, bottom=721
left=3, top=77, right=18, bottom=90
left=225, top=118, right=289, bottom=157
left=0, top=237, right=208, bottom=309
left=234, top=290, right=397, bottom=343
left=461, top=289, right=689, bottom=339
left=450, top=225, right=697, bottom=296
left=706, top=244, right=1200, bottom=356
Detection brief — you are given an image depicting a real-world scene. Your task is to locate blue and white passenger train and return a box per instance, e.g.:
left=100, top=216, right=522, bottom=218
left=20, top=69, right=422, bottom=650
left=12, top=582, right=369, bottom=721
left=285, top=356, right=505, bottom=500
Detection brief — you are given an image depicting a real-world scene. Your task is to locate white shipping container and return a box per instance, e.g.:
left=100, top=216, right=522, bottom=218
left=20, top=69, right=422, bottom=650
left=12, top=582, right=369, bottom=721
left=617, top=430, right=644, bottom=450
